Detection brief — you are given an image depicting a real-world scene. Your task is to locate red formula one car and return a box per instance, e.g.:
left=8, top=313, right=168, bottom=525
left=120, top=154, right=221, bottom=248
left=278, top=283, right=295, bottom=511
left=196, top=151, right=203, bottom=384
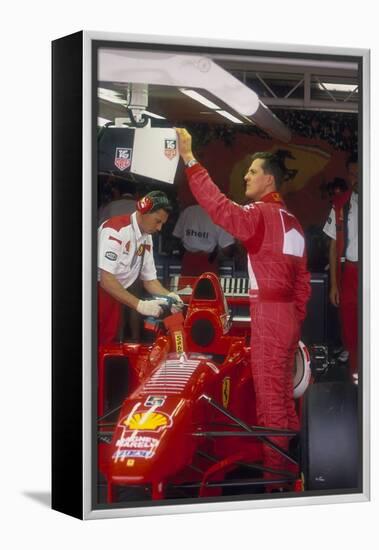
left=98, top=273, right=358, bottom=504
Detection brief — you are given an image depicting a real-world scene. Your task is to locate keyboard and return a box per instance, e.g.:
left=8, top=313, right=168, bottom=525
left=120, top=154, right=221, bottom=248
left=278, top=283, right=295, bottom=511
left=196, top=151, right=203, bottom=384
left=220, top=277, right=250, bottom=296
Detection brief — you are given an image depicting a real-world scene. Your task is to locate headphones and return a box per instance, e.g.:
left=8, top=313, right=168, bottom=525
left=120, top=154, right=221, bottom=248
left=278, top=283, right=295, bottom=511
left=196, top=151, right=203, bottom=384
left=136, top=191, right=172, bottom=214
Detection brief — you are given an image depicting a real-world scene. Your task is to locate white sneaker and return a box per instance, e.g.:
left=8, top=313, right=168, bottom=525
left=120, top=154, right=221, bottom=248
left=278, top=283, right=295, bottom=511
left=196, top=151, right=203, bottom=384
left=338, top=350, right=349, bottom=363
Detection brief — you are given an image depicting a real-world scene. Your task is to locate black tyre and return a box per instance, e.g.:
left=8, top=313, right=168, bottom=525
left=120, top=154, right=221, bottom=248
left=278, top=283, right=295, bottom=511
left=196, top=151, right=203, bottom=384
left=301, top=381, right=358, bottom=491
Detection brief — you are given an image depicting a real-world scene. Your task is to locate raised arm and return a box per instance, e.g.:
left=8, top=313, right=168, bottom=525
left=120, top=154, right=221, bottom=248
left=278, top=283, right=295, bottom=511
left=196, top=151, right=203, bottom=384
left=176, top=128, right=263, bottom=243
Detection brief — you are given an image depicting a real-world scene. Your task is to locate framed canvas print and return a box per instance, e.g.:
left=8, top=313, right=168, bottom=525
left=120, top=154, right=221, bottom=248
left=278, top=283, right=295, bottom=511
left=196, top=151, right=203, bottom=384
left=52, top=31, right=370, bottom=520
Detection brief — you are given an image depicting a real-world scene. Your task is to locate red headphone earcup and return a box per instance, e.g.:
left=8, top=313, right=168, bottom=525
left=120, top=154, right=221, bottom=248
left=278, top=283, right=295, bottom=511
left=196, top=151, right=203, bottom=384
left=137, top=196, right=153, bottom=214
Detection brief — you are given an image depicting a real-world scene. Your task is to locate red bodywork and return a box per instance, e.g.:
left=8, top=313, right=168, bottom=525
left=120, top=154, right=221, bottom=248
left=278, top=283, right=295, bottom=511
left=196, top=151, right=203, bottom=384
left=98, top=273, right=302, bottom=502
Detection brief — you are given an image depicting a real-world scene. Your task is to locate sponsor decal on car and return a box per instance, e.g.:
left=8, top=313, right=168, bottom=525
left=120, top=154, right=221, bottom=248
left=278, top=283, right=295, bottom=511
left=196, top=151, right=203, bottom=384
left=145, top=395, right=166, bottom=407
left=105, top=251, right=118, bottom=261
left=174, top=331, right=184, bottom=353
left=113, top=436, right=159, bottom=461
left=113, top=450, right=154, bottom=460
left=116, top=435, right=159, bottom=449
left=119, top=411, right=172, bottom=432
left=114, top=147, right=132, bottom=171
left=164, top=139, right=177, bottom=160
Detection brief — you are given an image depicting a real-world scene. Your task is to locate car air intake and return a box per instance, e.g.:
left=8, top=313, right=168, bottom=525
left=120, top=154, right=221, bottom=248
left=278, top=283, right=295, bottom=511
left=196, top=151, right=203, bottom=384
left=191, top=318, right=215, bottom=347
left=193, top=278, right=216, bottom=300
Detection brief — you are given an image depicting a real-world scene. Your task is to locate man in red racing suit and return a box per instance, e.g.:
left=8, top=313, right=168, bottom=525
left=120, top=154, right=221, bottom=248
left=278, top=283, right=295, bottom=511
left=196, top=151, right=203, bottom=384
left=176, top=128, right=311, bottom=488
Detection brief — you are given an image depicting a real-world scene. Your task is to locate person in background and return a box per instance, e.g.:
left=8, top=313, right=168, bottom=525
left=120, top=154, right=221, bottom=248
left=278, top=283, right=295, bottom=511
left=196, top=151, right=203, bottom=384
left=173, top=203, right=234, bottom=276
left=323, top=154, right=359, bottom=379
left=175, top=127, right=311, bottom=490
left=98, top=178, right=138, bottom=226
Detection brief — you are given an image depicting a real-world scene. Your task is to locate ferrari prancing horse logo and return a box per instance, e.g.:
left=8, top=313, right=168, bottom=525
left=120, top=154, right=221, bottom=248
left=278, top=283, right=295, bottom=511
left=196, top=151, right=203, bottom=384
left=222, top=377, right=231, bottom=408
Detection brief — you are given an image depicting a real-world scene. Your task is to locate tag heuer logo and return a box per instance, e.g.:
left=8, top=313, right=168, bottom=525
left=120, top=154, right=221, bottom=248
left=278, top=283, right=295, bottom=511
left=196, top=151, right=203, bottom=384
left=114, top=148, right=132, bottom=171
left=164, top=139, right=177, bottom=160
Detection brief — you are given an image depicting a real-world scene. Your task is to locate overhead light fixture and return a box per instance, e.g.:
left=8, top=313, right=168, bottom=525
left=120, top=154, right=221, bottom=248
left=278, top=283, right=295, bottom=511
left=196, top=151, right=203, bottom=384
left=180, top=89, right=243, bottom=123
left=99, top=49, right=291, bottom=142
left=179, top=88, right=221, bottom=110
left=98, top=87, right=165, bottom=122
left=217, top=110, right=243, bottom=124
left=318, top=82, right=358, bottom=93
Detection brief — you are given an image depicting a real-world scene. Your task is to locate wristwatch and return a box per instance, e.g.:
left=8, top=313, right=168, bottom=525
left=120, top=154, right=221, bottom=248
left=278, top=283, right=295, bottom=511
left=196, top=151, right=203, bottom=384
left=185, top=158, right=198, bottom=168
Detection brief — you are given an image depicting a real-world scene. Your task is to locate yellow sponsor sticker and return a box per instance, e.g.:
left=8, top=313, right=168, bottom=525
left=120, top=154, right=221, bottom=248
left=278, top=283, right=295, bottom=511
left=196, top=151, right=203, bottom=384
left=121, top=411, right=171, bottom=432
left=174, top=331, right=184, bottom=353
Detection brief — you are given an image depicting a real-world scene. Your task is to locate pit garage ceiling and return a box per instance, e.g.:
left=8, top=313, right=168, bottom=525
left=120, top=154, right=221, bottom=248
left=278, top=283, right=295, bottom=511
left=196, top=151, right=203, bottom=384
left=98, top=50, right=359, bottom=128
left=217, top=55, right=359, bottom=112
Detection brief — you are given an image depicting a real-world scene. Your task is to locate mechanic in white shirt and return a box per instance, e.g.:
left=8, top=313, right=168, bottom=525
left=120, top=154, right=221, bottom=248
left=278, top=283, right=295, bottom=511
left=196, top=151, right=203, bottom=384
left=323, top=154, right=359, bottom=376
left=323, top=192, right=358, bottom=261
left=98, top=191, right=182, bottom=344
left=173, top=204, right=234, bottom=275
left=98, top=178, right=144, bottom=341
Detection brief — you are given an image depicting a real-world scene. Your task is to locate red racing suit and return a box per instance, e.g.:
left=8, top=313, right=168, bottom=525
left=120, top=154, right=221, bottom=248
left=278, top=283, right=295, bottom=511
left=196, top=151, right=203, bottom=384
left=185, top=163, right=311, bottom=481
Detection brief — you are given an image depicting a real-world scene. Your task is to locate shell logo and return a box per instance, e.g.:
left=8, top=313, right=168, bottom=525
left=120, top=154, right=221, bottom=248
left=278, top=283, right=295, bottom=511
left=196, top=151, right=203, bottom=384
left=121, top=411, right=171, bottom=432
